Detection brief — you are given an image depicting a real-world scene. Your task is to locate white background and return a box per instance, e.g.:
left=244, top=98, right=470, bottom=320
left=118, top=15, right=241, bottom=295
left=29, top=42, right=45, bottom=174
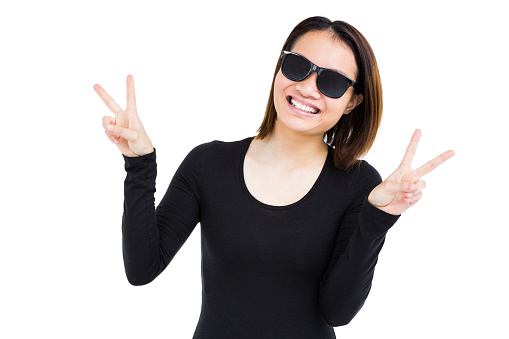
left=1, top=0, right=507, bottom=338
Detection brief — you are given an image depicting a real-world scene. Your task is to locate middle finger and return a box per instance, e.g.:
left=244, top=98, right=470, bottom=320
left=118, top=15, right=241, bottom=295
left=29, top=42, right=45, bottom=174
left=93, top=84, right=123, bottom=115
left=415, top=150, right=455, bottom=178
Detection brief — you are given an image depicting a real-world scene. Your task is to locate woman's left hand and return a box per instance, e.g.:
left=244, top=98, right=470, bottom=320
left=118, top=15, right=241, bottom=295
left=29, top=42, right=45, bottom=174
left=368, top=129, right=455, bottom=216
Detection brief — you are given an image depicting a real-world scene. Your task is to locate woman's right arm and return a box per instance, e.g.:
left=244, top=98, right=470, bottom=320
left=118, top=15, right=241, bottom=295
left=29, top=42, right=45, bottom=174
left=122, top=147, right=202, bottom=285
left=95, top=75, right=202, bottom=285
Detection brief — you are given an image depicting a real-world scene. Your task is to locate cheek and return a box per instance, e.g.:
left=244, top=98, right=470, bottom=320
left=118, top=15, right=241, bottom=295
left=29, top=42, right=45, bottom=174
left=273, top=72, right=290, bottom=106
left=322, top=101, right=350, bottom=127
left=273, top=71, right=285, bottom=94
left=326, top=92, right=354, bottom=117
left=325, top=99, right=345, bottom=114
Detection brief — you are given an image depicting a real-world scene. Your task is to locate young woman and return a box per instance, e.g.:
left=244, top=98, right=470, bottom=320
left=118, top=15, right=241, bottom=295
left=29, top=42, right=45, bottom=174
left=95, top=16, right=454, bottom=339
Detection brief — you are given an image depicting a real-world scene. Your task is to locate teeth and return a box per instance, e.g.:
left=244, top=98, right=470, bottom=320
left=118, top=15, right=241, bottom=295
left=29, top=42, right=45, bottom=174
left=290, top=98, right=318, bottom=114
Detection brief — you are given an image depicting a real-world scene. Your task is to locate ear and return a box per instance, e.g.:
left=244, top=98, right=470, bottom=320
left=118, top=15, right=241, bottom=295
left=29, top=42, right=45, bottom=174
left=344, top=93, right=364, bottom=115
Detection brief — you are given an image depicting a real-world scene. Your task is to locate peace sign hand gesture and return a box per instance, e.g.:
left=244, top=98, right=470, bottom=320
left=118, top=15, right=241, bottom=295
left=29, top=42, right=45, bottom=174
left=94, top=75, right=154, bottom=157
left=367, top=129, right=455, bottom=216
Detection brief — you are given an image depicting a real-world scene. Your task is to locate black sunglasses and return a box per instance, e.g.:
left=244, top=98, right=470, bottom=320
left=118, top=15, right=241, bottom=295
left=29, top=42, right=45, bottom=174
left=280, top=50, right=363, bottom=99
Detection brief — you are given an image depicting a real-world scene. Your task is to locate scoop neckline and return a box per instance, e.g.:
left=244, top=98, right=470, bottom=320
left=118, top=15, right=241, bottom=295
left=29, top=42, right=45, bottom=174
left=239, top=136, right=332, bottom=210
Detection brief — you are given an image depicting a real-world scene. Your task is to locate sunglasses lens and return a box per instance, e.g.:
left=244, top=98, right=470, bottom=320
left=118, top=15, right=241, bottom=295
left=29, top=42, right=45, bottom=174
left=318, top=69, right=349, bottom=98
left=282, top=53, right=311, bottom=81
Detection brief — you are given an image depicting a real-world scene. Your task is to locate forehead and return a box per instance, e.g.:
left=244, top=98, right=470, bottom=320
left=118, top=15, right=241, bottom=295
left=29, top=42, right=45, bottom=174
left=290, top=30, right=358, bottom=80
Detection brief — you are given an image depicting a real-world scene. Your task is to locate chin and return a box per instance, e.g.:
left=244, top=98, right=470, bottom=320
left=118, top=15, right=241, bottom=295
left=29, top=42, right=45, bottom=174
left=275, top=115, right=325, bottom=137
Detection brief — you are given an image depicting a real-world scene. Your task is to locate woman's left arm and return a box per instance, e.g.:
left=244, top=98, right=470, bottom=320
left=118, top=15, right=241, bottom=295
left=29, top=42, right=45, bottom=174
left=319, top=129, right=455, bottom=326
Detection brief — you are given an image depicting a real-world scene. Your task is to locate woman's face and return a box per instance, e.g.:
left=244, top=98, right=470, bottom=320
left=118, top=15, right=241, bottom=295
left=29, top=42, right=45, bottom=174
left=273, top=30, right=363, bottom=138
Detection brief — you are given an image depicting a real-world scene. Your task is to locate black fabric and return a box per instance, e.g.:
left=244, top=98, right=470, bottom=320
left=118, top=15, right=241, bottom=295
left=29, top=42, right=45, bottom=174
left=122, top=136, right=401, bottom=339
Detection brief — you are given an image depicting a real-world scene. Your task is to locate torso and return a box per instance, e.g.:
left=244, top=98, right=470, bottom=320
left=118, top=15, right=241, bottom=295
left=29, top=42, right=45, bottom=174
left=189, top=137, right=387, bottom=338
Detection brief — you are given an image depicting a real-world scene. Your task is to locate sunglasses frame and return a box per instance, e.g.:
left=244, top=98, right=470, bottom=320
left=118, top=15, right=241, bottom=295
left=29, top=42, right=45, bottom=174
left=281, top=50, right=363, bottom=98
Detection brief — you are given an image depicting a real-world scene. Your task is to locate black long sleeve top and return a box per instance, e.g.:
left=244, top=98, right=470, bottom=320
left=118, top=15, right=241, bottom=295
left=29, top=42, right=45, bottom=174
left=122, top=136, right=401, bottom=339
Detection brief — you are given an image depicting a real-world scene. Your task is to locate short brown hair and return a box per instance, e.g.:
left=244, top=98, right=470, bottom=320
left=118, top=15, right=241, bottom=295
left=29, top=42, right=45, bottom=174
left=255, top=16, right=383, bottom=172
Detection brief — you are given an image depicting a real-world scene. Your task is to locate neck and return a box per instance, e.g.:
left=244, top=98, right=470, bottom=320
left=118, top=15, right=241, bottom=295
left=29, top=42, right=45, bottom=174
left=254, top=120, right=329, bottom=167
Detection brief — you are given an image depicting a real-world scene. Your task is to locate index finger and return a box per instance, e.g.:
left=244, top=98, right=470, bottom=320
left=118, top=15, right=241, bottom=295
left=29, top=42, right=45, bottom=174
left=93, top=84, right=123, bottom=115
left=415, top=149, right=455, bottom=178
left=400, top=129, right=422, bottom=168
left=126, top=74, right=137, bottom=112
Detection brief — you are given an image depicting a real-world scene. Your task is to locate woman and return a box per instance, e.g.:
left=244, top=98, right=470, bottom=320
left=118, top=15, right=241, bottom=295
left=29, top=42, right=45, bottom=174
left=94, top=16, right=454, bottom=339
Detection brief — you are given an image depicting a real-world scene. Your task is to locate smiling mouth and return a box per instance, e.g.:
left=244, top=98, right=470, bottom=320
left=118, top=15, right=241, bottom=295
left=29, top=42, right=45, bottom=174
left=287, top=96, right=321, bottom=114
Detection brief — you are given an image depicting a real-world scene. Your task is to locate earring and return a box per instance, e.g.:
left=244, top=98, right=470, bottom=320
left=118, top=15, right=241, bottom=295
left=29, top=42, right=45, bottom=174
left=326, top=123, right=340, bottom=147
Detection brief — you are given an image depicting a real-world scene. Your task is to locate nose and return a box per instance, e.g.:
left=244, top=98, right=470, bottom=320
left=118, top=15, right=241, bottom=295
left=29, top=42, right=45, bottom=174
left=294, top=72, right=321, bottom=99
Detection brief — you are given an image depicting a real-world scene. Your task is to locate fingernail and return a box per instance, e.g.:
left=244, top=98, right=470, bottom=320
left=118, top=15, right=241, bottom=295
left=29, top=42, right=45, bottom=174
left=410, top=184, right=416, bottom=190
left=107, top=125, right=114, bottom=132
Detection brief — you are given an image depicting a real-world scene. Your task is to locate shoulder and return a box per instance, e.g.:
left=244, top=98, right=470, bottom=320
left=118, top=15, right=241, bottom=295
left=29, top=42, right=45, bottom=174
left=324, top=156, right=383, bottom=199
left=328, top=157, right=382, bottom=183
left=189, top=136, right=251, bottom=153
left=354, top=160, right=383, bottom=183
left=344, top=160, right=383, bottom=198
left=185, top=137, right=252, bottom=163
left=208, top=137, right=251, bottom=152
left=174, top=138, right=247, bottom=178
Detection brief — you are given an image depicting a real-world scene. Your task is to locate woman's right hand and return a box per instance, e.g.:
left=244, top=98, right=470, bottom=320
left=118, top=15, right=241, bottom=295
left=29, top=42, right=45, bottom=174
left=94, top=74, right=154, bottom=157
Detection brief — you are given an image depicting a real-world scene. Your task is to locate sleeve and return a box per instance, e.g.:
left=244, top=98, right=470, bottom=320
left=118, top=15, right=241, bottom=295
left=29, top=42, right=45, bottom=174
left=318, top=161, right=401, bottom=326
left=121, top=145, right=205, bottom=286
